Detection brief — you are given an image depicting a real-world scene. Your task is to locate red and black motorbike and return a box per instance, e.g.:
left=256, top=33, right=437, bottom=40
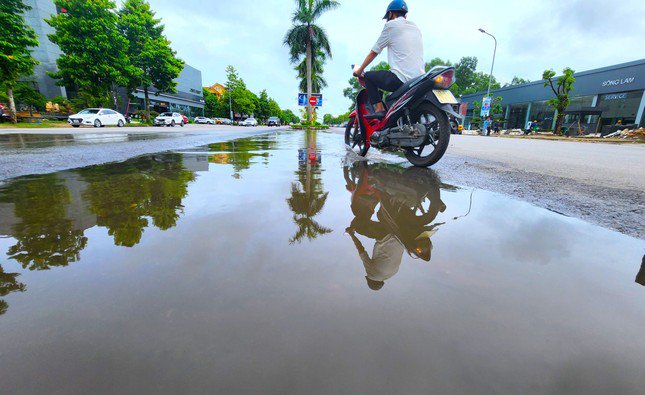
left=345, top=66, right=460, bottom=167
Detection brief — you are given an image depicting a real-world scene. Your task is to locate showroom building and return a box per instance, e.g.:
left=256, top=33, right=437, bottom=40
left=460, top=59, right=645, bottom=131
left=23, top=0, right=204, bottom=117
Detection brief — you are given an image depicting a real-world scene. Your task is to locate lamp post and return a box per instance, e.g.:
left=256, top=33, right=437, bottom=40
left=478, top=28, right=497, bottom=99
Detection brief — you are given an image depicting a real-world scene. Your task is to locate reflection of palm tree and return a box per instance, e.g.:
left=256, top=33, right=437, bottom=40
left=0, top=264, right=26, bottom=316
left=287, top=131, right=331, bottom=244
left=287, top=183, right=331, bottom=244
left=0, top=174, right=88, bottom=270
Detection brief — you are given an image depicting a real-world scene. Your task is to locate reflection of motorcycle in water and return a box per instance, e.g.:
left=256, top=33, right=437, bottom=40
left=344, top=162, right=447, bottom=291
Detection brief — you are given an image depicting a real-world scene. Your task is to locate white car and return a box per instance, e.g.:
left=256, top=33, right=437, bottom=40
left=241, top=117, right=258, bottom=127
left=68, top=108, right=126, bottom=128
left=194, top=116, right=214, bottom=124
left=154, top=112, right=185, bottom=127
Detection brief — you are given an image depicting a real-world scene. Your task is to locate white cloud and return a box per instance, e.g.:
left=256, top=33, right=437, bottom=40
left=146, top=0, right=645, bottom=116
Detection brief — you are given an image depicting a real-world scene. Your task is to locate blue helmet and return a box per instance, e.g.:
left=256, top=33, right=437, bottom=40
left=383, top=0, right=408, bottom=19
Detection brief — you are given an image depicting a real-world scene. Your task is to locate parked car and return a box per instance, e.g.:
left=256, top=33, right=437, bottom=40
left=267, top=116, right=281, bottom=127
left=241, top=117, right=258, bottom=127
left=194, top=116, right=213, bottom=124
left=181, top=114, right=189, bottom=124
left=216, top=118, right=233, bottom=125
left=68, top=108, right=126, bottom=128
left=154, top=112, right=185, bottom=127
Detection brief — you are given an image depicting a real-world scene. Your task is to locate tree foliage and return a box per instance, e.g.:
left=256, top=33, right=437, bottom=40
left=0, top=0, right=39, bottom=123
left=504, top=76, right=531, bottom=87
left=543, top=67, right=575, bottom=135
left=14, top=82, right=46, bottom=116
left=118, top=0, right=184, bottom=120
left=47, top=0, right=135, bottom=108
left=296, top=50, right=327, bottom=93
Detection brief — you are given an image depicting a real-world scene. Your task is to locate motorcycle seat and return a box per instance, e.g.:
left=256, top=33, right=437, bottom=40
left=386, top=74, right=426, bottom=103
left=385, top=66, right=450, bottom=104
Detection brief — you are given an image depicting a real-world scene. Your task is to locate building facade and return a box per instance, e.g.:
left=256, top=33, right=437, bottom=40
left=461, top=59, right=645, bottom=131
left=23, top=0, right=66, bottom=98
left=23, top=0, right=204, bottom=116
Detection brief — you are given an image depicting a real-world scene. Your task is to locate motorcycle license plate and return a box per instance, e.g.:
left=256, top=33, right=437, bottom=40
left=433, top=90, right=458, bottom=104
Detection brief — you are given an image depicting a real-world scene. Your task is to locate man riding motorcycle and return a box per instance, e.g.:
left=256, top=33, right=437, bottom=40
left=353, top=0, right=424, bottom=119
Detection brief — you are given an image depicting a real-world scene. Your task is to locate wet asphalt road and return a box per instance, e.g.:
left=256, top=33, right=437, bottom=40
left=0, top=125, right=287, bottom=180
left=0, top=125, right=643, bottom=238
left=1, top=130, right=644, bottom=394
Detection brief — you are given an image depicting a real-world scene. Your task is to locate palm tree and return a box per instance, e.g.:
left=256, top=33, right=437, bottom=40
left=296, top=50, right=328, bottom=93
left=284, top=0, right=339, bottom=122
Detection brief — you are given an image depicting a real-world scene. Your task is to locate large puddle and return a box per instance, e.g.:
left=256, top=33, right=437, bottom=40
left=0, top=131, right=643, bottom=393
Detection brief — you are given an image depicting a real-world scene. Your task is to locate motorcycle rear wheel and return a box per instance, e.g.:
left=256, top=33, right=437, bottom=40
left=344, top=116, right=369, bottom=157
left=405, top=103, right=451, bottom=167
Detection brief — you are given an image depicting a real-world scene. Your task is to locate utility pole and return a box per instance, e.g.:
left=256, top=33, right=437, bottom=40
left=478, top=28, right=497, bottom=99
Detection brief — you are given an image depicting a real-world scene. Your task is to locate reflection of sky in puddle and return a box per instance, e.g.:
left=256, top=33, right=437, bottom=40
left=0, top=130, right=644, bottom=393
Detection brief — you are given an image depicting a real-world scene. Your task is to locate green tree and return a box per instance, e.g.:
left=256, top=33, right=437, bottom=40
left=224, top=66, right=256, bottom=117
left=267, top=98, right=282, bottom=118
left=255, top=90, right=271, bottom=121
left=295, top=50, right=327, bottom=93
left=284, top=0, right=339, bottom=122
left=504, top=76, right=531, bottom=87
left=118, top=0, right=184, bottom=122
left=281, top=109, right=299, bottom=124
left=543, top=67, right=575, bottom=135
left=472, top=95, right=504, bottom=124
left=425, top=57, right=452, bottom=72
left=0, top=0, right=39, bottom=123
left=46, top=0, right=135, bottom=108
left=14, top=81, right=46, bottom=116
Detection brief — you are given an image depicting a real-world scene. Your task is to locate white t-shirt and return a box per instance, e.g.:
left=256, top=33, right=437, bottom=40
left=360, top=234, right=405, bottom=282
left=371, top=17, right=425, bottom=83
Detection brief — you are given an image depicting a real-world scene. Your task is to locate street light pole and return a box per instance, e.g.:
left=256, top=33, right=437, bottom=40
left=479, top=28, right=497, bottom=99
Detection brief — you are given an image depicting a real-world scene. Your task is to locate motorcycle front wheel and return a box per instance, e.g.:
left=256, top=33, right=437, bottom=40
left=405, top=102, right=451, bottom=167
left=344, top=116, right=369, bottom=157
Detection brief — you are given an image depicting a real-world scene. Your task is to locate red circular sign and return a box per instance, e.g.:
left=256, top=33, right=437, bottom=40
left=308, top=96, right=318, bottom=106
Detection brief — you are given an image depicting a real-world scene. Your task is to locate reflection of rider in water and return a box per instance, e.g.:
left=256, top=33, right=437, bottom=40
left=345, top=164, right=445, bottom=290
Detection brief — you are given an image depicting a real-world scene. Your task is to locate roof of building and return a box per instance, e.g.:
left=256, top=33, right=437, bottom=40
left=461, top=58, right=645, bottom=106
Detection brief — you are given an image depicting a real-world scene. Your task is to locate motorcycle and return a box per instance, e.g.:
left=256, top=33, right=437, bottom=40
left=345, top=66, right=461, bottom=167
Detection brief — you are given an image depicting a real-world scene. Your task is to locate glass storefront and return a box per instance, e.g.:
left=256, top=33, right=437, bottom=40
left=528, top=100, right=555, bottom=130
left=507, top=104, right=529, bottom=129
left=596, top=90, right=643, bottom=126
left=131, top=98, right=204, bottom=118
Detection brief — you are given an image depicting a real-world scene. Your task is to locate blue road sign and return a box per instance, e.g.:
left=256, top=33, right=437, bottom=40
left=298, top=93, right=323, bottom=107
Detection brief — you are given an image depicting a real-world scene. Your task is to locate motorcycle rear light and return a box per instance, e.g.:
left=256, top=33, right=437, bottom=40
left=434, top=69, right=455, bottom=89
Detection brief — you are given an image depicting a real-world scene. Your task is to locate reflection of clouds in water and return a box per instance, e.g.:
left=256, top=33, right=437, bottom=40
left=474, top=195, right=577, bottom=266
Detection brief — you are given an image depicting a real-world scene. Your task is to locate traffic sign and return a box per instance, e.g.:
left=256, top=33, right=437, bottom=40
left=298, top=93, right=323, bottom=107
left=309, top=96, right=318, bottom=106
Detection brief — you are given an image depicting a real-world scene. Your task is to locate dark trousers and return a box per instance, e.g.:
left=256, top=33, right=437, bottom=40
left=364, top=70, right=403, bottom=106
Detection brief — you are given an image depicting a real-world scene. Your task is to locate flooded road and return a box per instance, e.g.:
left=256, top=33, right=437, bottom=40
left=0, top=131, right=644, bottom=394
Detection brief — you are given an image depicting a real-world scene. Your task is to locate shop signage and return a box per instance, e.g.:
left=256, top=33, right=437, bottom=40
left=603, top=93, right=628, bottom=100
left=602, top=77, right=635, bottom=87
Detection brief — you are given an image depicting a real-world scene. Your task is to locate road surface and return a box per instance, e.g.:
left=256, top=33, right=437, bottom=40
left=1, top=126, right=643, bottom=238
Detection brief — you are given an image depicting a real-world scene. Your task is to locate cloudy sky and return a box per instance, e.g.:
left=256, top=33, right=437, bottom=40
left=144, top=0, right=645, bottom=116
